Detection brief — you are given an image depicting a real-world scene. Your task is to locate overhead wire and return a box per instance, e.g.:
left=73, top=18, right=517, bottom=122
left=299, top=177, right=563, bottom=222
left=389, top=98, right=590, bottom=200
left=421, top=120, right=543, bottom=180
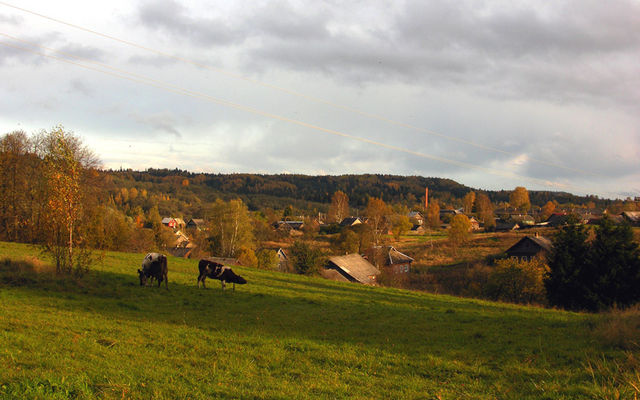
left=0, top=35, right=587, bottom=193
left=0, top=0, right=601, bottom=178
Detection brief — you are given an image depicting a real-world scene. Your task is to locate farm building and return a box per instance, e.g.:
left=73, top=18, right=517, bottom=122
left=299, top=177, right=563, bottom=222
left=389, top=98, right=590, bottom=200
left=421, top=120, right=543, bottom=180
left=505, top=234, right=553, bottom=261
left=324, top=254, right=380, bottom=285
left=365, top=246, right=414, bottom=274
left=340, top=217, right=362, bottom=227
left=162, top=217, right=186, bottom=230
left=186, top=218, right=206, bottom=230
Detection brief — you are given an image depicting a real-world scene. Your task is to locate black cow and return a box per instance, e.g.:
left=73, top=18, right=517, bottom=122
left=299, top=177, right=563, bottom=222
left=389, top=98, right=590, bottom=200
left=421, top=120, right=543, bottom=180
left=138, top=253, right=168, bottom=289
left=197, top=258, right=247, bottom=290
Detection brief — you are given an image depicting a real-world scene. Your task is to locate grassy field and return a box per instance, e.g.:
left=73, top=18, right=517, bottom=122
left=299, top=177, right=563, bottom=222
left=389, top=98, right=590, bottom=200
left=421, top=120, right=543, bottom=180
left=0, top=241, right=638, bottom=399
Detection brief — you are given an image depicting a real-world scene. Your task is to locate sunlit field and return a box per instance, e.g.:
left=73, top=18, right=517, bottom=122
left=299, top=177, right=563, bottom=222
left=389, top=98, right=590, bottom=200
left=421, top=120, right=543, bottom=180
left=1, top=242, right=637, bottom=399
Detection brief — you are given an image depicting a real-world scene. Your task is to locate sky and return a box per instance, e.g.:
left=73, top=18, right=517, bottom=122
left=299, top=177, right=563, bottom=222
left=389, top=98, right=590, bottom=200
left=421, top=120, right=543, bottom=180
left=0, top=0, right=639, bottom=199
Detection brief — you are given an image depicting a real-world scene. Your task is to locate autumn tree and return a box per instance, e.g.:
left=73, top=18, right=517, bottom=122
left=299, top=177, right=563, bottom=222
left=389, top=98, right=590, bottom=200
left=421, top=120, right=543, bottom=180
left=363, top=197, right=390, bottom=245
left=39, top=126, right=100, bottom=275
left=290, top=241, right=324, bottom=275
left=540, top=201, right=556, bottom=221
left=426, top=199, right=440, bottom=229
left=485, top=257, right=549, bottom=305
left=389, top=214, right=412, bottom=240
left=328, top=190, right=350, bottom=223
left=207, top=198, right=255, bottom=257
left=0, top=131, right=36, bottom=242
left=475, top=193, right=495, bottom=230
left=448, top=214, right=471, bottom=247
left=256, top=249, right=279, bottom=270
left=509, top=186, right=531, bottom=212
left=462, top=191, right=476, bottom=214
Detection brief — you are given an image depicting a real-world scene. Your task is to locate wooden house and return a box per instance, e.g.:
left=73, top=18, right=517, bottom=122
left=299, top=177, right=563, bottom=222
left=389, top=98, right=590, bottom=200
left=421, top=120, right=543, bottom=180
left=495, top=221, right=520, bottom=232
left=366, top=246, right=414, bottom=274
left=505, top=234, right=553, bottom=261
left=186, top=218, right=206, bottom=230
left=340, top=217, right=362, bottom=227
left=162, top=217, right=186, bottom=230
left=408, top=211, right=424, bottom=226
left=276, top=248, right=291, bottom=272
left=324, top=254, right=380, bottom=285
left=622, top=211, right=640, bottom=226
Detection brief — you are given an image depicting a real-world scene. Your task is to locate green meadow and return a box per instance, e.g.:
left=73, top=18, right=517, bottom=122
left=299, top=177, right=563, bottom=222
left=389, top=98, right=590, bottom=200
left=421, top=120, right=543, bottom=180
left=0, top=242, right=636, bottom=399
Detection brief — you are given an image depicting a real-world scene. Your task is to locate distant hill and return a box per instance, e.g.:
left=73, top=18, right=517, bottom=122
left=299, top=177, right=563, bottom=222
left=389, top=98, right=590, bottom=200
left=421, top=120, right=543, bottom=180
left=107, top=168, right=609, bottom=213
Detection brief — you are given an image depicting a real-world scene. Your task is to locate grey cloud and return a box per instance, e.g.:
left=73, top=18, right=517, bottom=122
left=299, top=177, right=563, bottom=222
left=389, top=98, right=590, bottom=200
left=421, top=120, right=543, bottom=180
left=137, top=0, right=245, bottom=46
left=130, top=112, right=182, bottom=137
left=68, top=79, right=93, bottom=97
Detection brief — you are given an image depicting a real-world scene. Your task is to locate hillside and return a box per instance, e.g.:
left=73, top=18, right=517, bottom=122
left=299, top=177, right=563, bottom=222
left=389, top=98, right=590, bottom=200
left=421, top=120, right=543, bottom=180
left=1, top=242, right=637, bottom=399
left=108, top=169, right=610, bottom=214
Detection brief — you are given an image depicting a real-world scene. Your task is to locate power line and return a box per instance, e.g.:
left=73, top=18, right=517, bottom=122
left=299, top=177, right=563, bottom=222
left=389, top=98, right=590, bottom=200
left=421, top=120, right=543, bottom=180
left=1, top=36, right=588, bottom=194
left=0, top=0, right=601, bottom=178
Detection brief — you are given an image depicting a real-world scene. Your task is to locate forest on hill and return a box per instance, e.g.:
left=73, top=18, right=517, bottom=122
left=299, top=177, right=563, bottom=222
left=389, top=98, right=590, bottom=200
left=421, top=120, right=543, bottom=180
left=109, top=168, right=610, bottom=215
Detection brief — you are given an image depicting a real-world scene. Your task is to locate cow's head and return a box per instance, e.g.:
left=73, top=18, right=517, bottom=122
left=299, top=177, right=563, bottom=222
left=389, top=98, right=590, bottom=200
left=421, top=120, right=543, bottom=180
left=137, top=269, right=147, bottom=286
left=230, top=274, right=247, bottom=285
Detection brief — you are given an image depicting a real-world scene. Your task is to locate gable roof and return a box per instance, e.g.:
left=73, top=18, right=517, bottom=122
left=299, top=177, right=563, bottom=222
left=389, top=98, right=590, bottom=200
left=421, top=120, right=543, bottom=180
left=340, top=217, right=362, bottom=226
left=505, top=235, right=553, bottom=257
left=327, top=254, right=380, bottom=285
left=622, top=211, right=640, bottom=224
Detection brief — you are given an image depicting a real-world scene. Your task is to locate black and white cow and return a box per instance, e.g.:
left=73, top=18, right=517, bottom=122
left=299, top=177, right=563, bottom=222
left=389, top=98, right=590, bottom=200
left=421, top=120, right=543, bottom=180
left=138, top=253, right=168, bottom=289
left=197, top=258, right=247, bottom=290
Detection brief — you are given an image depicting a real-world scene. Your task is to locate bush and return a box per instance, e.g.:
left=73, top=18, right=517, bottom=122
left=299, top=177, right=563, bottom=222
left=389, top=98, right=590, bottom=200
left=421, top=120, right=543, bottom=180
left=256, top=249, right=279, bottom=270
left=290, top=241, right=324, bottom=275
left=485, top=257, right=549, bottom=305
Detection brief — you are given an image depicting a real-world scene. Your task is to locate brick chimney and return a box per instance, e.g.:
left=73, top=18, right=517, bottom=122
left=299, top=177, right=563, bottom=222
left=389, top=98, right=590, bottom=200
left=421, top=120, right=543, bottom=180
left=425, top=187, right=429, bottom=210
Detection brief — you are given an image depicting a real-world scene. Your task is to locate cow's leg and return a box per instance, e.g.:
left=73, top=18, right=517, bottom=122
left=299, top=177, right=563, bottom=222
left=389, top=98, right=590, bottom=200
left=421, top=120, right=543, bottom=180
left=164, top=273, right=168, bottom=290
left=221, top=280, right=225, bottom=290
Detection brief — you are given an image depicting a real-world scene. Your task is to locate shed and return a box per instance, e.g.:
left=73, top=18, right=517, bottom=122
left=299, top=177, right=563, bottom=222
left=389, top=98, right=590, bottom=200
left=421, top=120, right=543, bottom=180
left=325, top=254, right=380, bottom=285
left=505, top=234, right=553, bottom=261
left=340, top=217, right=362, bottom=227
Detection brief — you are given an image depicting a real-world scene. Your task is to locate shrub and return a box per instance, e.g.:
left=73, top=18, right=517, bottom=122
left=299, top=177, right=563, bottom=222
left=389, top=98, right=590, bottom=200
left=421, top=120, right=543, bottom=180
left=290, top=241, right=324, bottom=275
left=485, top=257, right=549, bottom=305
left=256, top=249, right=279, bottom=270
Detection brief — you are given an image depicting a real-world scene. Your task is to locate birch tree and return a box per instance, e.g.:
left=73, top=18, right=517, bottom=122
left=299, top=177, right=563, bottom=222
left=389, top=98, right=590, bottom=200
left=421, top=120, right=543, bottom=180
left=39, top=126, right=100, bottom=275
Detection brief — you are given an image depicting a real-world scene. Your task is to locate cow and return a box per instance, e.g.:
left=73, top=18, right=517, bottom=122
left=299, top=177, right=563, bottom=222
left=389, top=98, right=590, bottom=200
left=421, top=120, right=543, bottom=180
left=138, top=253, right=168, bottom=289
left=197, top=258, right=247, bottom=290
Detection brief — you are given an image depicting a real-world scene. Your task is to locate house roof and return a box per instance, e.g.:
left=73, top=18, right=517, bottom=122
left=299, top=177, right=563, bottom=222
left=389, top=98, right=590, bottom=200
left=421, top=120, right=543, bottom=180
left=340, top=217, right=362, bottom=226
left=506, top=235, right=553, bottom=256
left=327, top=254, right=380, bottom=284
left=187, top=218, right=205, bottom=225
left=366, top=246, right=414, bottom=266
left=408, top=211, right=423, bottom=218
left=622, top=211, right=640, bottom=223
left=495, top=222, right=520, bottom=231
left=161, top=217, right=173, bottom=224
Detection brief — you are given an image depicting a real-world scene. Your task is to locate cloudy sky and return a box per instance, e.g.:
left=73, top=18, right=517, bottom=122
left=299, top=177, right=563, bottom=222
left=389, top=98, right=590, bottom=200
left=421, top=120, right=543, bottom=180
left=1, top=0, right=639, bottom=198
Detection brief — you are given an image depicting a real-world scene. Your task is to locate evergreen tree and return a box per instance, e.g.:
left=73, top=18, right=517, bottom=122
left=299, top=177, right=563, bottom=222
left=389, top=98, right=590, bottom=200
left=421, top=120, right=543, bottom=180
left=545, top=217, right=640, bottom=311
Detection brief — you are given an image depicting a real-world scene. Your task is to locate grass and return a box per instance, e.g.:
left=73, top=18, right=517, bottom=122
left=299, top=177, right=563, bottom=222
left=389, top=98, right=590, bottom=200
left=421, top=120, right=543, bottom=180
left=0, top=241, right=638, bottom=399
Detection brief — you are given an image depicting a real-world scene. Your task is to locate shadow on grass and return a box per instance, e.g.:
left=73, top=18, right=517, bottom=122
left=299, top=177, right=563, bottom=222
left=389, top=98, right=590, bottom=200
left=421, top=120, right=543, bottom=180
left=0, top=258, right=591, bottom=362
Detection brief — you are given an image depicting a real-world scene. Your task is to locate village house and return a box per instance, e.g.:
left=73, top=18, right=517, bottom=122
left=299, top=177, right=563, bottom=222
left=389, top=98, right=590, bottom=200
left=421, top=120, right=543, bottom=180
left=366, top=246, right=414, bottom=274
left=622, top=211, right=640, bottom=226
left=186, top=218, right=206, bottom=230
left=273, top=220, right=304, bottom=236
left=408, top=211, right=424, bottom=226
left=504, top=234, right=553, bottom=261
left=162, top=217, right=186, bottom=230
left=324, top=254, right=380, bottom=285
left=339, top=217, right=362, bottom=227
left=276, top=248, right=290, bottom=272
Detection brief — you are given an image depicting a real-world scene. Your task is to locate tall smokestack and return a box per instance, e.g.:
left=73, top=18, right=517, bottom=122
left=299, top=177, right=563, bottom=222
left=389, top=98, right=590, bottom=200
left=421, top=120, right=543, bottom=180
left=425, top=187, right=429, bottom=210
